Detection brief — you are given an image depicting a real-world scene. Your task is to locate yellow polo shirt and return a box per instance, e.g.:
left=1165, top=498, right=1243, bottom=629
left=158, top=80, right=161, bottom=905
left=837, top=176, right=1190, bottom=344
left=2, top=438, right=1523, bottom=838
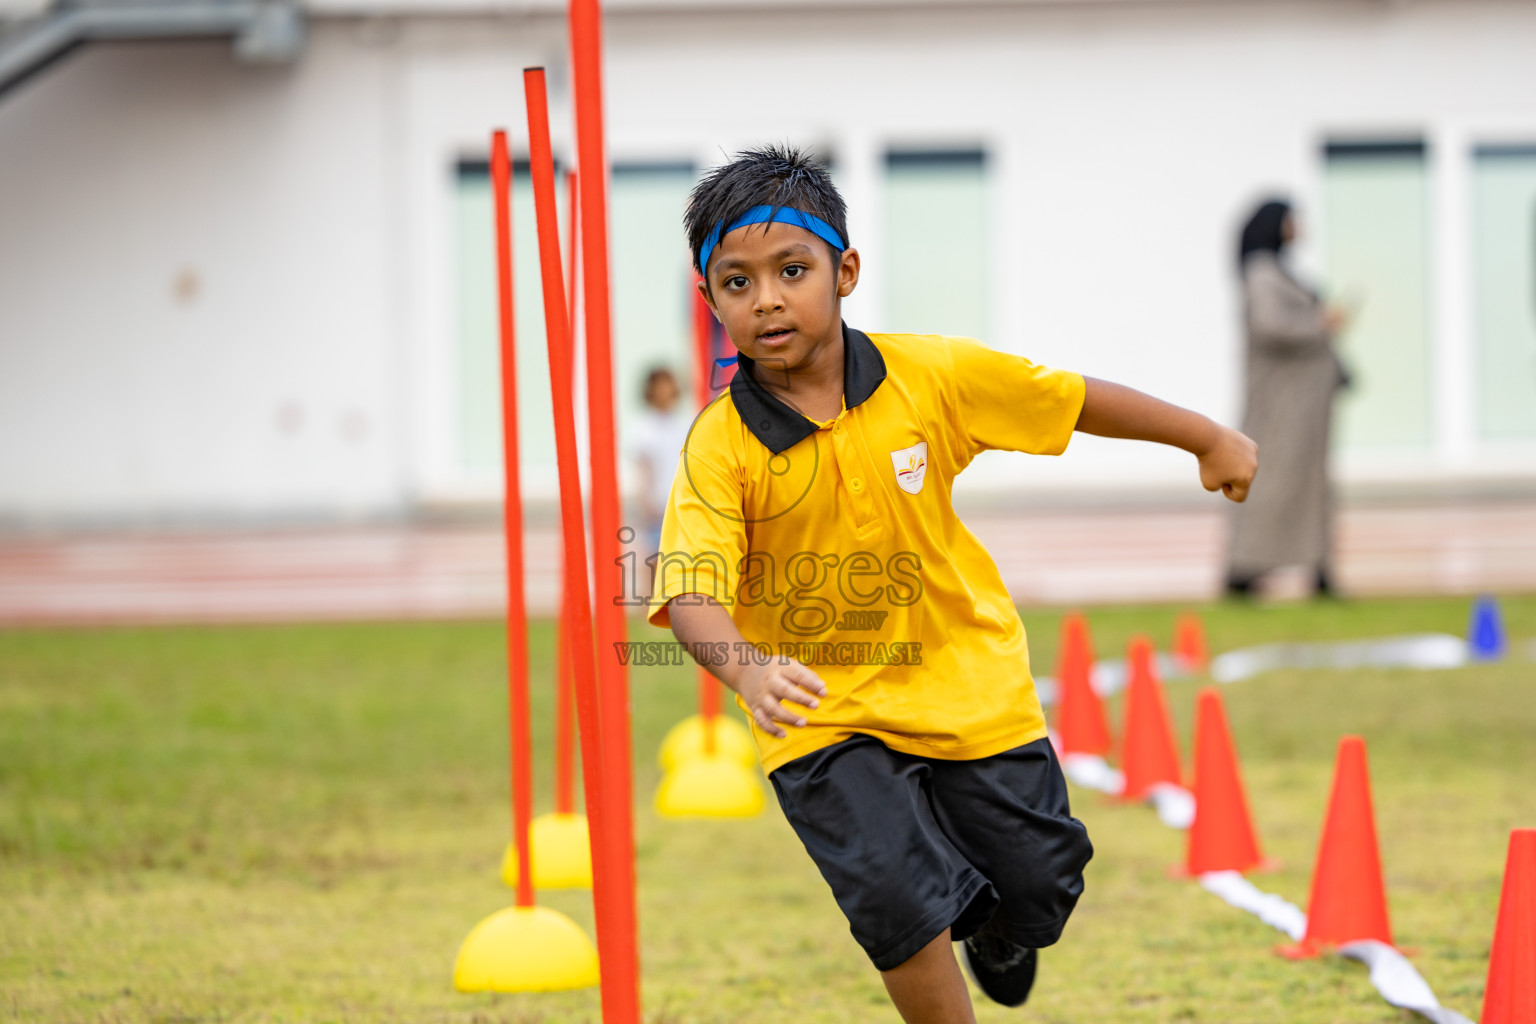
left=649, top=326, right=1085, bottom=774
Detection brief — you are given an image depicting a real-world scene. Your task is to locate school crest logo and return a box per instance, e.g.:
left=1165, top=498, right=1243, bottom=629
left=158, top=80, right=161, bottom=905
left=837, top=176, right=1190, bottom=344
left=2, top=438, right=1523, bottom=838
left=890, top=441, right=928, bottom=495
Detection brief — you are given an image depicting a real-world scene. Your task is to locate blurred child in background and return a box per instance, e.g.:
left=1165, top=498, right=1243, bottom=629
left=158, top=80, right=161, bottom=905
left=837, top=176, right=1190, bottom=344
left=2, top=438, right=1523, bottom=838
left=629, top=367, right=692, bottom=584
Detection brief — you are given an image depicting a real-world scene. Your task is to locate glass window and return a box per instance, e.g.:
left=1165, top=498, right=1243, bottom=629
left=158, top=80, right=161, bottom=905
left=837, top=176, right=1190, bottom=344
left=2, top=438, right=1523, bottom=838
left=1471, top=145, right=1536, bottom=442
left=453, top=159, right=561, bottom=496
left=453, top=160, right=696, bottom=496
left=883, top=149, right=989, bottom=341
left=609, top=163, right=698, bottom=441
left=1323, top=140, right=1434, bottom=451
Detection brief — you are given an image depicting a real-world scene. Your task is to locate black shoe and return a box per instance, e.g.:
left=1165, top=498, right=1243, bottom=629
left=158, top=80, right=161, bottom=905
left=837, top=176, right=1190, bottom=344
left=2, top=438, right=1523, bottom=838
left=1316, top=569, right=1340, bottom=599
left=961, top=932, right=1038, bottom=1008
left=1225, top=573, right=1256, bottom=599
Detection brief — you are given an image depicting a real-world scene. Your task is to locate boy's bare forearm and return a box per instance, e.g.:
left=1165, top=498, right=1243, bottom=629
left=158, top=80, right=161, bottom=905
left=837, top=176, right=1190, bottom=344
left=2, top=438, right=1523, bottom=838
left=1074, top=376, right=1259, bottom=502
left=669, top=595, right=827, bottom=737
left=1075, top=377, right=1221, bottom=455
left=667, top=596, right=750, bottom=691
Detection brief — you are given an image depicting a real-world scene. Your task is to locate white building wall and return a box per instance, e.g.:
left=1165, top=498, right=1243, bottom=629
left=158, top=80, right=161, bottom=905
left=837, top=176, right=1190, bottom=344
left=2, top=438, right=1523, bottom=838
left=3, top=0, right=1535, bottom=526
left=0, top=28, right=407, bottom=525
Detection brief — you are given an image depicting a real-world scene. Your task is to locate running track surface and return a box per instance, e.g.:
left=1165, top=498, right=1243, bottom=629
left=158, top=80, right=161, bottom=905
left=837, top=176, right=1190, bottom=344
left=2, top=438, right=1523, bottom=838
left=2, top=500, right=1533, bottom=627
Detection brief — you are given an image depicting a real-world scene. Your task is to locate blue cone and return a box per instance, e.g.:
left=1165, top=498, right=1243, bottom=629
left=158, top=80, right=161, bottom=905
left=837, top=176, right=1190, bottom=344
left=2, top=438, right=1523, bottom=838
left=1468, top=594, right=1507, bottom=662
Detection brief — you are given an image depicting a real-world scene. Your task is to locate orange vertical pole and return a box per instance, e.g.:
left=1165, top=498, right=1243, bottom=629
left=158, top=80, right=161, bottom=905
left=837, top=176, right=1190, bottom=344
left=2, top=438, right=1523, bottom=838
left=554, top=169, right=580, bottom=819
left=554, top=605, right=577, bottom=815
left=568, top=4, right=641, bottom=1019
left=521, top=68, right=613, bottom=995
left=526, top=65, right=634, bottom=1020
left=566, top=168, right=580, bottom=347
left=490, top=129, right=535, bottom=910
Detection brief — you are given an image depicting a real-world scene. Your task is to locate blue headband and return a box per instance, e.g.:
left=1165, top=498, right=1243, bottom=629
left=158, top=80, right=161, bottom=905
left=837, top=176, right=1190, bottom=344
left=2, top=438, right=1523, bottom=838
left=697, top=204, right=846, bottom=277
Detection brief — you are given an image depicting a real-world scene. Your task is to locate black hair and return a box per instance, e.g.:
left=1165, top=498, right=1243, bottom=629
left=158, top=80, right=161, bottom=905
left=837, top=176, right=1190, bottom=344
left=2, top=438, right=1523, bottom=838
left=684, top=144, right=848, bottom=276
left=1239, top=199, right=1291, bottom=268
left=643, top=366, right=677, bottom=400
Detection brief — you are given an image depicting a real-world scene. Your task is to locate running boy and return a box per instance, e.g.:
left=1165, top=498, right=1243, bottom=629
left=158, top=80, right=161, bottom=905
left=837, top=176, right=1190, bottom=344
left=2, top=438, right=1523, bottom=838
left=649, top=146, right=1256, bottom=1023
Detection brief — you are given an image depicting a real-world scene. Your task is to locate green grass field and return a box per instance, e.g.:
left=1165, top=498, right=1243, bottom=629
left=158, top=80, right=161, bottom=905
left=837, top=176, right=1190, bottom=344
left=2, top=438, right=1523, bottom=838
left=2, top=596, right=1533, bottom=1023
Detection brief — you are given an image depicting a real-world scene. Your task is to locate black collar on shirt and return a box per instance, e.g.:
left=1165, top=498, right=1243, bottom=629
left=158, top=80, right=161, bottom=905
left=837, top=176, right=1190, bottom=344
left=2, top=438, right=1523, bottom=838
left=729, top=322, right=888, bottom=455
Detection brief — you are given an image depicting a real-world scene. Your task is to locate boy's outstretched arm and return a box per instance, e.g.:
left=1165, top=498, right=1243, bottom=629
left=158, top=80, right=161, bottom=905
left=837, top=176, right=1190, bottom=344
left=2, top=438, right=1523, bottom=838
left=1075, top=377, right=1258, bottom=502
left=668, top=595, right=827, bottom=739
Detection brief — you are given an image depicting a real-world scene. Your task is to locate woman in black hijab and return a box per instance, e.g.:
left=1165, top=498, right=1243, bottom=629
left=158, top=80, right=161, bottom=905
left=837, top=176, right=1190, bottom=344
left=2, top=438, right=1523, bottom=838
left=1239, top=200, right=1292, bottom=268
left=1225, top=199, right=1350, bottom=598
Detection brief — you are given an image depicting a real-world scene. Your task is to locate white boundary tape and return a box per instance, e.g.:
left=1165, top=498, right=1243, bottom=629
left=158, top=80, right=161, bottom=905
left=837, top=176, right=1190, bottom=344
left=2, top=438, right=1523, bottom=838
left=1057, top=738, right=1475, bottom=1019
left=1038, top=633, right=1478, bottom=707
left=1147, top=782, right=1196, bottom=830
left=1059, top=754, right=1195, bottom=829
left=1196, top=871, right=1473, bottom=1020
left=1210, top=634, right=1469, bottom=684
left=1197, top=871, right=1306, bottom=941
left=1336, top=942, right=1475, bottom=1024
left=1035, top=652, right=1187, bottom=707
left=1059, top=751, right=1122, bottom=795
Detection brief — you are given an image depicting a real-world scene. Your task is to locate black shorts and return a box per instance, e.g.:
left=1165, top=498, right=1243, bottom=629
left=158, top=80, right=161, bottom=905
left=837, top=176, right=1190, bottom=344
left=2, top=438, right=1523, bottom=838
left=769, top=735, right=1093, bottom=971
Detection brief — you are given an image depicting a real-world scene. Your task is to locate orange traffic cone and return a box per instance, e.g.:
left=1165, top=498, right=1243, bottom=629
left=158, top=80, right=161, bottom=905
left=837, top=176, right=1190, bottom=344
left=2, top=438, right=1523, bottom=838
left=1055, top=614, right=1112, bottom=757
left=1480, top=828, right=1536, bottom=1024
left=1119, top=636, right=1183, bottom=800
left=1181, top=688, right=1264, bottom=875
left=1280, top=735, right=1394, bottom=958
left=1174, top=612, right=1208, bottom=672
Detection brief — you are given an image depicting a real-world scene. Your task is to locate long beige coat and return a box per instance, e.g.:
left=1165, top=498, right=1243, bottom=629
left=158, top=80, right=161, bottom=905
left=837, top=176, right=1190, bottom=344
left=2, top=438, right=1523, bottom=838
left=1226, top=252, right=1343, bottom=578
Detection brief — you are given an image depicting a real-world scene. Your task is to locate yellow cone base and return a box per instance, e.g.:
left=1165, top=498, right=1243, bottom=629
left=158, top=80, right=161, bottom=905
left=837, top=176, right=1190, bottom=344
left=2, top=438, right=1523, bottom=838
left=453, top=904, right=600, bottom=993
left=657, top=713, right=756, bottom=772
left=501, top=813, right=593, bottom=890
left=655, top=753, right=765, bottom=818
